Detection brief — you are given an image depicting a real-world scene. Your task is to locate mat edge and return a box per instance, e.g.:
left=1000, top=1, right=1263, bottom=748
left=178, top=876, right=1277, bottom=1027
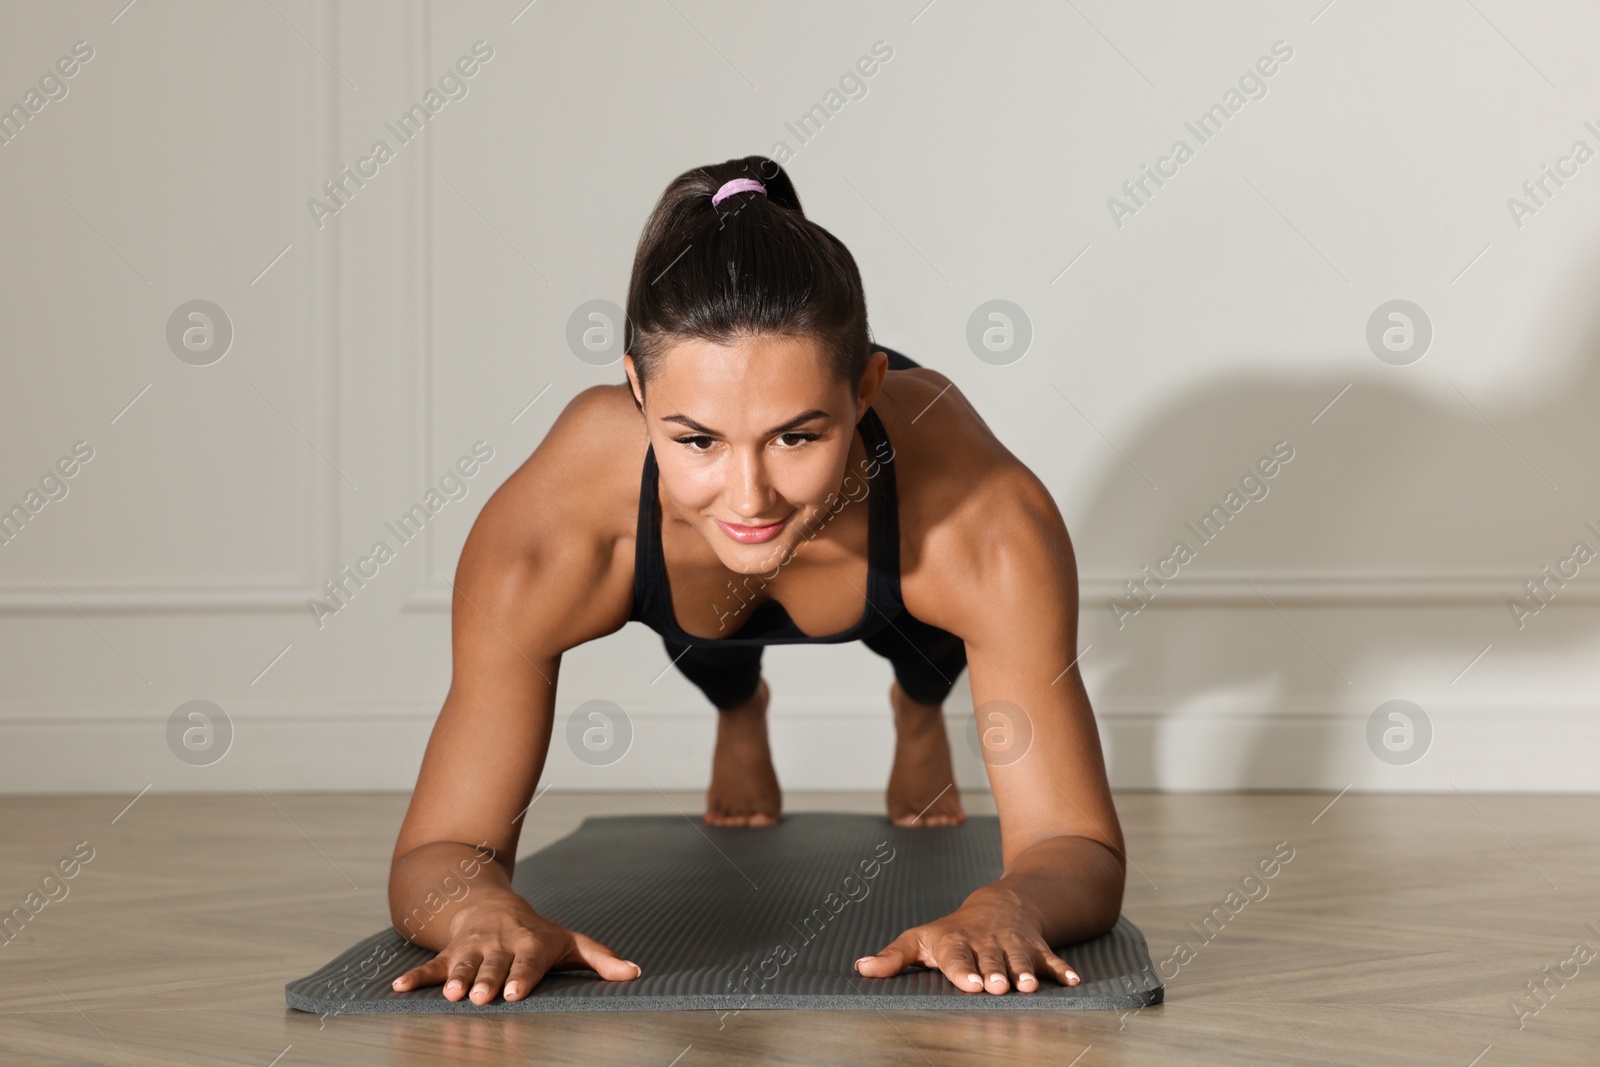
left=285, top=987, right=1163, bottom=1014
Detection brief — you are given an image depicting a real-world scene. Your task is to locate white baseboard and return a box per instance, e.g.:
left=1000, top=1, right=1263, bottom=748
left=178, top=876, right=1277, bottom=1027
left=1, top=702, right=1595, bottom=794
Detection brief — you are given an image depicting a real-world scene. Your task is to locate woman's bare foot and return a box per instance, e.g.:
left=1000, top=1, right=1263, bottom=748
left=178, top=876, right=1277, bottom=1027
left=705, top=678, right=782, bottom=827
left=886, top=681, right=966, bottom=827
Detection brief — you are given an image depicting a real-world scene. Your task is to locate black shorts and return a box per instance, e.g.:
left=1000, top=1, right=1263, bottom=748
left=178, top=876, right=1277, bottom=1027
left=663, top=608, right=967, bottom=709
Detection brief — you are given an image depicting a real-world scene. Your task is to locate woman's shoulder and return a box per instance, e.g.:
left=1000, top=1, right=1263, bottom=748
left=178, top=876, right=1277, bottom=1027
left=484, top=382, right=645, bottom=532
left=460, top=384, right=646, bottom=643
left=874, top=367, right=1067, bottom=630
left=874, top=364, right=1044, bottom=518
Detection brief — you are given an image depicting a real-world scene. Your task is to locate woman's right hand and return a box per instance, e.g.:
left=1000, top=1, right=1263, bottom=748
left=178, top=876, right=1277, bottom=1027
left=390, top=890, right=641, bottom=1004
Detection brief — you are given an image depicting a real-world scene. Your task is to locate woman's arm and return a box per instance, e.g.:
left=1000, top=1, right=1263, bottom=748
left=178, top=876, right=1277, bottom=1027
left=387, top=388, right=641, bottom=1003
left=857, top=464, right=1126, bottom=994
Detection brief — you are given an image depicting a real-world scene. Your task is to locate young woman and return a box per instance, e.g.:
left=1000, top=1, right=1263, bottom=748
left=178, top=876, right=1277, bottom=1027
left=387, top=157, right=1126, bottom=1004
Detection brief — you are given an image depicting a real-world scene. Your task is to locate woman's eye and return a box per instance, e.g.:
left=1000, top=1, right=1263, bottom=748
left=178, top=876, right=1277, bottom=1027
left=675, top=433, right=817, bottom=452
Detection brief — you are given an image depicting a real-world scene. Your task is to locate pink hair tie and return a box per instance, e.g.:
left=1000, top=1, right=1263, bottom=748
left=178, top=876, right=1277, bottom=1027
left=711, top=178, right=767, bottom=206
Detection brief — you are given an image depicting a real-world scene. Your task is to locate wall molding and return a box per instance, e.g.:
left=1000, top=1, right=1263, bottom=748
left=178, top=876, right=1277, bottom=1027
left=382, top=0, right=1590, bottom=617
left=402, top=0, right=445, bottom=612
left=0, top=586, right=326, bottom=613
left=0, top=0, right=343, bottom=616
left=1076, top=572, right=1600, bottom=606
left=402, top=573, right=1595, bottom=613
left=2, top=701, right=1595, bottom=793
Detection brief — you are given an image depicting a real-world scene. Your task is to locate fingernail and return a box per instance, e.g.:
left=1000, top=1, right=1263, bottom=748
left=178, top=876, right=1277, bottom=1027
left=966, top=973, right=982, bottom=986
left=505, top=982, right=520, bottom=998
left=855, top=957, right=872, bottom=968
left=989, top=973, right=1003, bottom=984
left=626, top=961, right=642, bottom=976
left=391, top=979, right=403, bottom=990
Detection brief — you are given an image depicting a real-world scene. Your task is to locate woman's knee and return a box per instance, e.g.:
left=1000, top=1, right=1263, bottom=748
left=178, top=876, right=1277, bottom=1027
left=895, top=668, right=963, bottom=707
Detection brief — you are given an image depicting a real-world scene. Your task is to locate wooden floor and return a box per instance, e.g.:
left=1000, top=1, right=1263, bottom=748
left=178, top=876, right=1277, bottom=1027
left=1, top=789, right=1596, bottom=1066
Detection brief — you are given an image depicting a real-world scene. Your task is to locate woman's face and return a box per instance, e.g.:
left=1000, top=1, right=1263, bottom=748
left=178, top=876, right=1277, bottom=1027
left=626, top=333, right=882, bottom=576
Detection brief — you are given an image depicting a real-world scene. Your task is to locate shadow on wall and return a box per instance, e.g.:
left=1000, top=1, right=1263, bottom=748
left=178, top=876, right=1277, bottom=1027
left=1061, top=242, right=1600, bottom=789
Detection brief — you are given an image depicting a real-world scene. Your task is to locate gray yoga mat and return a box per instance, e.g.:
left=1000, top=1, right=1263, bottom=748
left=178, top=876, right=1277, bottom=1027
left=286, top=812, right=1163, bottom=1014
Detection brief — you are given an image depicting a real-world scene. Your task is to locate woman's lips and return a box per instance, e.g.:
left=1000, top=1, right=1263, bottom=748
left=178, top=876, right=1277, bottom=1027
left=715, top=515, right=789, bottom=544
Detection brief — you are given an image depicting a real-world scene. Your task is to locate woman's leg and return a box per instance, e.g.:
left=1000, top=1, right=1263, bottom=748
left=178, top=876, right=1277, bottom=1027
left=859, top=613, right=970, bottom=826
left=661, top=638, right=781, bottom=827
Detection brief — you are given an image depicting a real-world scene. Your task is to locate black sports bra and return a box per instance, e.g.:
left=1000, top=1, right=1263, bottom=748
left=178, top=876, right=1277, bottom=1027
left=628, top=405, right=905, bottom=646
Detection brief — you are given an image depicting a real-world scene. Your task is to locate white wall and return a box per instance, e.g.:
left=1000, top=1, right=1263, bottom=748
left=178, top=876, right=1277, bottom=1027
left=2, top=0, right=1597, bottom=794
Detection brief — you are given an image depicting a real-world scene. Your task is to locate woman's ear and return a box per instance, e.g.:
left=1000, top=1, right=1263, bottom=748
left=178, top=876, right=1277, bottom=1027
left=855, top=350, right=889, bottom=418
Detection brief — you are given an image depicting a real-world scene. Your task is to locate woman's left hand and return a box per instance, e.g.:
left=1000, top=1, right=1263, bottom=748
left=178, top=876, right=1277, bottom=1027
left=852, top=882, right=1081, bottom=993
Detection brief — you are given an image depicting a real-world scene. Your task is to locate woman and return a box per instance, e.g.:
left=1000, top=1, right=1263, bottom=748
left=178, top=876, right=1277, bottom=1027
left=387, top=156, right=1126, bottom=1004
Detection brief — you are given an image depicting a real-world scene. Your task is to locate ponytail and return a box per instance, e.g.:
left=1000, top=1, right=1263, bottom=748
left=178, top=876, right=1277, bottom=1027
left=624, top=155, right=870, bottom=407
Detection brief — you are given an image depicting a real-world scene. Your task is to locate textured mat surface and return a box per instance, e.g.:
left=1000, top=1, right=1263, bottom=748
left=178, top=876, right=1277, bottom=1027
left=286, top=812, right=1163, bottom=1013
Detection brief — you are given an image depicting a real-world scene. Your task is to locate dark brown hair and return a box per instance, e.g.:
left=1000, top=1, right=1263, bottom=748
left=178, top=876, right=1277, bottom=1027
left=624, top=155, right=870, bottom=409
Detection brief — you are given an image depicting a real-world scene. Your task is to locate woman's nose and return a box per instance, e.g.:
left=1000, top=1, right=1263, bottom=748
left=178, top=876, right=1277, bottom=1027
left=725, top=450, right=776, bottom=519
